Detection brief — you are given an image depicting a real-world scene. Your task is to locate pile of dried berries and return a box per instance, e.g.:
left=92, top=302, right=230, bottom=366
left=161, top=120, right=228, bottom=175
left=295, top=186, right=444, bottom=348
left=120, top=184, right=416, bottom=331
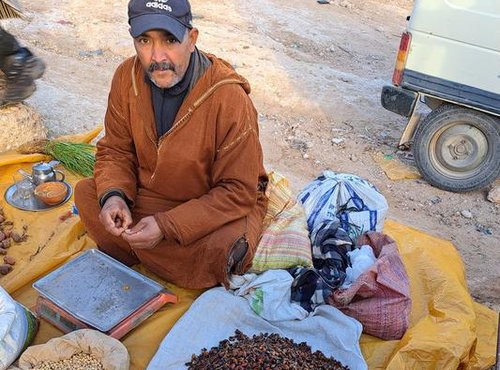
left=0, top=205, right=28, bottom=275
left=186, top=330, right=350, bottom=370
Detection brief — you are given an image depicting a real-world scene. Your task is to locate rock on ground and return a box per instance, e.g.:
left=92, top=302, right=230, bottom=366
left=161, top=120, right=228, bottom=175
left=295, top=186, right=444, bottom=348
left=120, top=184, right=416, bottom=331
left=487, top=186, right=500, bottom=204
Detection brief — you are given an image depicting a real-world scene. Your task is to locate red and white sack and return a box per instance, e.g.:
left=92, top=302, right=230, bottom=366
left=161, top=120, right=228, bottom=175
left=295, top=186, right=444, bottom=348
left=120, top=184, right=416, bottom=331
left=327, top=232, right=411, bottom=340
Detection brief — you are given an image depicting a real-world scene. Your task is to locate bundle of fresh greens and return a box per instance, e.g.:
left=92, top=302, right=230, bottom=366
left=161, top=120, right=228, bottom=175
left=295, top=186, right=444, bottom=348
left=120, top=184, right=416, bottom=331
left=17, top=139, right=96, bottom=177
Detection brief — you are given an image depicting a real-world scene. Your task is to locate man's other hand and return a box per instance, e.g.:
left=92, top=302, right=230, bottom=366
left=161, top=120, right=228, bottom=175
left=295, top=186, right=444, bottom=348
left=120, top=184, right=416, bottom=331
left=99, top=195, right=133, bottom=236
left=122, top=216, right=164, bottom=249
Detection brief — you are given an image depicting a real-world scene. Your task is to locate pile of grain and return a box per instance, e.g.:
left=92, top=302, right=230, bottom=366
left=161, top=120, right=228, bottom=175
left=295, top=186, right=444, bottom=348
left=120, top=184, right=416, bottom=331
left=32, top=352, right=104, bottom=370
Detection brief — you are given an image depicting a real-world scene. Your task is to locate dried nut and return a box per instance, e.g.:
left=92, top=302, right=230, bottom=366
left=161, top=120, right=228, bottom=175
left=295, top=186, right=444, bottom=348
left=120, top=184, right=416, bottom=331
left=59, top=210, right=73, bottom=221
left=0, top=215, right=4, bottom=224
left=1, top=239, right=11, bottom=249
left=3, top=255, right=15, bottom=265
left=0, top=248, right=7, bottom=255
left=0, top=231, right=4, bottom=242
left=3, top=229, right=11, bottom=238
left=11, top=232, right=23, bottom=243
left=0, top=264, right=12, bottom=275
left=11, top=232, right=21, bottom=242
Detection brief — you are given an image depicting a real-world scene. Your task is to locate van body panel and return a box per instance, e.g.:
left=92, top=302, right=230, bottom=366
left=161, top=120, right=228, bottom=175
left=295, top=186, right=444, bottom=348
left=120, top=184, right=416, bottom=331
left=410, top=0, right=500, bottom=52
left=405, top=31, right=500, bottom=95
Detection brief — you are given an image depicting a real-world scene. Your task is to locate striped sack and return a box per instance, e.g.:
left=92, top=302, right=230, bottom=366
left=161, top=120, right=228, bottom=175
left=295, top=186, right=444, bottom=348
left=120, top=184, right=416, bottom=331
left=250, top=172, right=312, bottom=273
left=0, top=0, right=24, bottom=19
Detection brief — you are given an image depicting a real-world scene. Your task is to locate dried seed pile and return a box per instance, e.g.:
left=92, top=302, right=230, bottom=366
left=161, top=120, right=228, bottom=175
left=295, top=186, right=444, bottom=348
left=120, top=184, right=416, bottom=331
left=32, top=352, right=104, bottom=370
left=186, top=330, right=350, bottom=370
left=0, top=205, right=28, bottom=275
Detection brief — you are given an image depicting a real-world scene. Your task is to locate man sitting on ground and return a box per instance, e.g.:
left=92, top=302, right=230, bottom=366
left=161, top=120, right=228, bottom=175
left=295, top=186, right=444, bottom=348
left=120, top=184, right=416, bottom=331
left=75, top=0, right=268, bottom=289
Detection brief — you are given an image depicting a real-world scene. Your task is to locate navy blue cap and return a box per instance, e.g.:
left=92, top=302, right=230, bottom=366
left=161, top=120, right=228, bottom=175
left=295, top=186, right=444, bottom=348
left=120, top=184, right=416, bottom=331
left=128, top=0, right=193, bottom=41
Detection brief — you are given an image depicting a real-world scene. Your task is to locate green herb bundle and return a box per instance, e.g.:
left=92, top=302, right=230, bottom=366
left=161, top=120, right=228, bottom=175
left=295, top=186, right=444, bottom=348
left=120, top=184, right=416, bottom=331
left=45, top=141, right=95, bottom=177
left=17, top=139, right=96, bottom=177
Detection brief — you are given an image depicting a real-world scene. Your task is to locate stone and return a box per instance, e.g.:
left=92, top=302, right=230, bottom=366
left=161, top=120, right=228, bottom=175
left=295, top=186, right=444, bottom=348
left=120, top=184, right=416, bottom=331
left=487, top=186, right=500, bottom=204
left=460, top=210, right=473, bottom=219
left=429, top=196, right=442, bottom=205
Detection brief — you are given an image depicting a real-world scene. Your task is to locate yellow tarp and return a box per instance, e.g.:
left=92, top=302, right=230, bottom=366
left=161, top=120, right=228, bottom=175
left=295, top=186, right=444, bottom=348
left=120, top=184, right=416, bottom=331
left=0, top=130, right=497, bottom=369
left=372, top=152, right=421, bottom=181
left=0, top=125, right=103, bottom=169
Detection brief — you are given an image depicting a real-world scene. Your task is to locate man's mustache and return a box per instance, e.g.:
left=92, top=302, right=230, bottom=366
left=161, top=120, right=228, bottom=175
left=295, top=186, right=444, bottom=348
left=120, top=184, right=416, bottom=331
left=148, top=61, right=175, bottom=73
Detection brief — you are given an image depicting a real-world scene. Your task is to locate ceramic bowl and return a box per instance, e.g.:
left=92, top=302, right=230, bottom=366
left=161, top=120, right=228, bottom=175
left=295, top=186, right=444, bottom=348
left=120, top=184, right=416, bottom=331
left=34, top=182, right=68, bottom=205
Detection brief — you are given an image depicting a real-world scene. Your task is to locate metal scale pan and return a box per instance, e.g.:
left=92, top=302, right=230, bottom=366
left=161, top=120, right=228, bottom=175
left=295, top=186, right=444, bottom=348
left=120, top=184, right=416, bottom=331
left=33, top=249, right=169, bottom=332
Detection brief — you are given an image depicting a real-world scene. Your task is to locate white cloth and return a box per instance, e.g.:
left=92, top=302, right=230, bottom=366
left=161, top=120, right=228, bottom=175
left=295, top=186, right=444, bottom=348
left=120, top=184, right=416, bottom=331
left=146, top=287, right=367, bottom=370
left=229, top=270, right=308, bottom=321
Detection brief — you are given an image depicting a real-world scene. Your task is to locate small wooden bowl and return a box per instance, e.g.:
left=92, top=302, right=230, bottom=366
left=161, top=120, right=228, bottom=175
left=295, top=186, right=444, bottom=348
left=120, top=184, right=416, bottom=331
left=34, top=182, right=68, bottom=205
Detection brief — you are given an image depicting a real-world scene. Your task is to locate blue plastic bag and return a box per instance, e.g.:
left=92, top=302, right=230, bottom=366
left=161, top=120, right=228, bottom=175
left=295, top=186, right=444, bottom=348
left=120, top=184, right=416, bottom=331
left=298, top=171, right=388, bottom=241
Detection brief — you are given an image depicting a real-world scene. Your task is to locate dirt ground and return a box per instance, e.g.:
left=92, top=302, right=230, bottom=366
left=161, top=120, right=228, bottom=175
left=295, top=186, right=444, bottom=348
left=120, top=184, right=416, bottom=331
left=4, top=0, right=499, bottom=311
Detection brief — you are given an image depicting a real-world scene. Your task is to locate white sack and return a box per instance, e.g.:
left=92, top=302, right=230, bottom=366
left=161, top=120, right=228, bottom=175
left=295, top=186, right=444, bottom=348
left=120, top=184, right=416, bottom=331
left=0, top=286, right=36, bottom=370
left=229, top=270, right=309, bottom=321
left=146, top=287, right=367, bottom=370
left=17, top=329, right=129, bottom=370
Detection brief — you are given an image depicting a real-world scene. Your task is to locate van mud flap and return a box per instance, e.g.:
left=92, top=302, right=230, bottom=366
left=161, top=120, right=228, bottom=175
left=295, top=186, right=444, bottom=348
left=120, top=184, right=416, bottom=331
left=381, top=85, right=418, bottom=118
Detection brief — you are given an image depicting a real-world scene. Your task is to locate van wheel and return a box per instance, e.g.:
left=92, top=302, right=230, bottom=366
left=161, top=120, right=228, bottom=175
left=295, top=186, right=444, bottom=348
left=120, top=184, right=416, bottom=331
left=413, top=104, right=500, bottom=192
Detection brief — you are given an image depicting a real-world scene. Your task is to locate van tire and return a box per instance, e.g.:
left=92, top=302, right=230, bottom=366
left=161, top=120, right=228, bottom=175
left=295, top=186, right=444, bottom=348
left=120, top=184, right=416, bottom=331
left=413, top=104, right=500, bottom=192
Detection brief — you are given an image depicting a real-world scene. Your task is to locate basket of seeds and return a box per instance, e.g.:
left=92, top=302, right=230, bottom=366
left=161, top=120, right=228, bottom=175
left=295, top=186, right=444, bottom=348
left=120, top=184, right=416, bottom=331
left=13, top=329, right=129, bottom=370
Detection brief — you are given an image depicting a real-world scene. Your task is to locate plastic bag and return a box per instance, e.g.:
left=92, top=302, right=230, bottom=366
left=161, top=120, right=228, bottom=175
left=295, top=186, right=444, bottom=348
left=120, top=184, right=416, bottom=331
left=298, top=171, right=388, bottom=241
left=0, top=286, right=38, bottom=370
left=341, top=245, right=377, bottom=288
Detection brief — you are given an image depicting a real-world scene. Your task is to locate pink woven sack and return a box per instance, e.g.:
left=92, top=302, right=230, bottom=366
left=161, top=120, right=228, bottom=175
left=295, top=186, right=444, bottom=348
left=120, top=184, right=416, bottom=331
left=327, top=232, right=411, bottom=340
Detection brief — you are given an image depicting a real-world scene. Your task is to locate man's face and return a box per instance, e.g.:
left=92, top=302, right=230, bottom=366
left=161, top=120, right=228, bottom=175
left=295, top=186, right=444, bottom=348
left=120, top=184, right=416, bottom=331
left=133, top=28, right=198, bottom=89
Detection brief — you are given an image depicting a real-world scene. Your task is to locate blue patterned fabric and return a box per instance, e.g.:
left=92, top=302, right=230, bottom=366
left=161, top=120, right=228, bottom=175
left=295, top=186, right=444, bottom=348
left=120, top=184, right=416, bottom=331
left=289, top=220, right=353, bottom=311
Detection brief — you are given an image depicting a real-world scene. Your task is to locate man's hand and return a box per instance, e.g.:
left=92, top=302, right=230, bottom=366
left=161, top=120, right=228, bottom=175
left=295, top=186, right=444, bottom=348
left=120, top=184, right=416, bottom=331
left=122, top=216, right=164, bottom=249
left=99, top=196, right=132, bottom=236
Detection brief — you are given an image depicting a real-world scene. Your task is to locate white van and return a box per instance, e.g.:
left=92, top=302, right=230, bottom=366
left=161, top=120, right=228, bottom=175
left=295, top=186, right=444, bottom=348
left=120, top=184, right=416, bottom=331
left=381, top=0, right=500, bottom=192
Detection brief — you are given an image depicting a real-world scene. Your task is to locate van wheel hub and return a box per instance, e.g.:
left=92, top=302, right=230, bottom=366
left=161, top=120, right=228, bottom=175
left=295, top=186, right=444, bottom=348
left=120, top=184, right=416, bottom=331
left=436, top=124, right=487, bottom=173
left=448, top=138, right=471, bottom=158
